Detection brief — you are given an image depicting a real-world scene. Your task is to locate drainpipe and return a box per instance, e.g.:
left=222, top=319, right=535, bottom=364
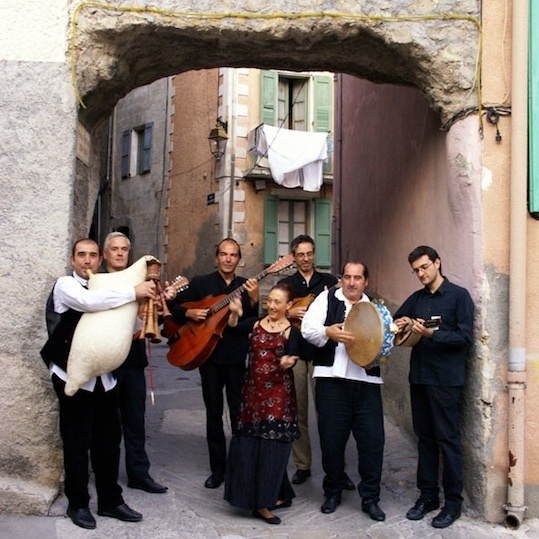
left=227, top=69, right=237, bottom=239
left=504, top=0, right=528, bottom=529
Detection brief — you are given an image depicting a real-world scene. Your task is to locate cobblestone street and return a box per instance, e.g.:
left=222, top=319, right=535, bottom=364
left=2, top=342, right=538, bottom=538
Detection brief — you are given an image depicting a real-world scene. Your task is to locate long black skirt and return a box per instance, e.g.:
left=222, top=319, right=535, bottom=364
left=224, top=435, right=295, bottom=510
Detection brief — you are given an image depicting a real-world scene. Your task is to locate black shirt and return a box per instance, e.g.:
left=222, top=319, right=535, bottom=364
left=394, top=278, right=474, bottom=386
left=171, top=271, right=258, bottom=365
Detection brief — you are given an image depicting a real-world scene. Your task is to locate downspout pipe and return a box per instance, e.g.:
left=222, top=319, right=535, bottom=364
left=504, top=0, right=529, bottom=529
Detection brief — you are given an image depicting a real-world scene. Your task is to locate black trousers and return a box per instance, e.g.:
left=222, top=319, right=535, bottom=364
left=410, top=383, right=463, bottom=510
left=52, top=374, right=123, bottom=511
left=199, top=360, right=246, bottom=478
left=115, top=365, right=151, bottom=481
left=315, top=377, right=385, bottom=501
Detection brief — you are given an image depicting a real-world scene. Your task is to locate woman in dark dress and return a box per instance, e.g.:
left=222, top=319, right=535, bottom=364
left=224, top=283, right=301, bottom=525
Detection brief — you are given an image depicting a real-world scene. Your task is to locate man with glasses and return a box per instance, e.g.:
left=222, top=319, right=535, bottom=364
left=278, top=235, right=343, bottom=486
left=394, top=245, right=474, bottom=529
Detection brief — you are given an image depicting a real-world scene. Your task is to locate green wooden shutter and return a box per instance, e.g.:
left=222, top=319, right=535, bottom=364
left=313, top=75, right=333, bottom=173
left=530, top=0, right=539, bottom=215
left=260, top=70, right=277, bottom=126
left=264, top=195, right=278, bottom=264
left=121, top=129, right=131, bottom=178
left=314, top=198, right=332, bottom=267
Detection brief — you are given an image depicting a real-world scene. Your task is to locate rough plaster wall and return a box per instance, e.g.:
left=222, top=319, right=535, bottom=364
left=0, top=1, right=77, bottom=513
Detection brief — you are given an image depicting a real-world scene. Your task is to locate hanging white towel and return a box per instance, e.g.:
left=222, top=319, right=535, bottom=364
left=257, top=125, right=328, bottom=192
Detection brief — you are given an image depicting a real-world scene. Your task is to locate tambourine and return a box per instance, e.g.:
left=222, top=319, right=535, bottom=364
left=344, top=300, right=397, bottom=368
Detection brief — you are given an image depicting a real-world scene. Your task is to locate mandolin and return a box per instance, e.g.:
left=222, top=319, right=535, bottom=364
left=394, top=316, right=441, bottom=347
left=287, top=293, right=316, bottom=328
left=165, top=254, right=295, bottom=370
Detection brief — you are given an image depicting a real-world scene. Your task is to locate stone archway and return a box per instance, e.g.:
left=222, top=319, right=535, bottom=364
left=0, top=1, right=482, bottom=514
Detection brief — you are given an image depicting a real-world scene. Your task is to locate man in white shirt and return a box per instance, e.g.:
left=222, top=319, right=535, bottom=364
left=41, top=238, right=157, bottom=529
left=301, top=261, right=385, bottom=521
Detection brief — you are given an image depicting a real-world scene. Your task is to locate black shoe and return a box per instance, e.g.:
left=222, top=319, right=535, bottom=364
left=406, top=497, right=440, bottom=520
left=432, top=507, right=461, bottom=528
left=343, top=473, right=355, bottom=491
left=128, top=476, right=168, bottom=494
left=291, top=469, right=311, bottom=485
left=67, top=506, right=96, bottom=529
left=271, top=499, right=292, bottom=510
left=97, top=503, right=143, bottom=522
left=204, top=474, right=224, bottom=489
left=321, top=494, right=341, bottom=514
left=252, top=509, right=281, bottom=524
left=362, top=500, right=386, bottom=521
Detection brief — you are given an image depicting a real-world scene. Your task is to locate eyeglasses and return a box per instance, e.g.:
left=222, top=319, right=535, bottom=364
left=412, top=261, right=434, bottom=275
left=295, top=251, right=314, bottom=259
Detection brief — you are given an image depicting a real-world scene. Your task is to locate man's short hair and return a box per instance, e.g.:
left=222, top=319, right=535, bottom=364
left=215, top=237, right=242, bottom=259
left=408, top=245, right=440, bottom=265
left=104, top=231, right=131, bottom=251
left=341, top=261, right=369, bottom=281
left=72, top=238, right=101, bottom=257
left=290, top=234, right=315, bottom=254
left=408, top=245, right=443, bottom=275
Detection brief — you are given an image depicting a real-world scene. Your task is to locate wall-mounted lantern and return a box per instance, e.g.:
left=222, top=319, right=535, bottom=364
left=208, top=117, right=228, bottom=161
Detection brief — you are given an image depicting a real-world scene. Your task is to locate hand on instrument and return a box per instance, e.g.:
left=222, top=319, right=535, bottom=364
left=280, top=354, right=299, bottom=369
left=244, top=278, right=259, bottom=305
left=187, top=308, right=210, bottom=322
left=162, top=280, right=178, bottom=301
left=326, top=323, right=355, bottom=344
left=135, top=280, right=158, bottom=301
left=393, top=317, right=410, bottom=332
left=227, top=297, right=243, bottom=328
left=287, top=305, right=307, bottom=320
left=412, top=318, right=435, bottom=338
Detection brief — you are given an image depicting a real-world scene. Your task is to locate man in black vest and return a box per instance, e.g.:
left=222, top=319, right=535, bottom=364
left=103, top=232, right=168, bottom=494
left=169, top=238, right=259, bottom=489
left=41, top=238, right=157, bottom=529
left=301, top=261, right=386, bottom=521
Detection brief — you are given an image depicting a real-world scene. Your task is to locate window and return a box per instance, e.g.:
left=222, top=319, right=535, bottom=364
left=264, top=195, right=332, bottom=267
left=121, top=122, right=153, bottom=178
left=260, top=71, right=333, bottom=171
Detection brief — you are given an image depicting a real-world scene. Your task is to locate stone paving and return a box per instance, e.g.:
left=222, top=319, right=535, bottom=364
left=1, top=341, right=539, bottom=538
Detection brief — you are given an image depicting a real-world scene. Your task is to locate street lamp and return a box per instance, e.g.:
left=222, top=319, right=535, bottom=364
left=208, top=117, right=228, bottom=160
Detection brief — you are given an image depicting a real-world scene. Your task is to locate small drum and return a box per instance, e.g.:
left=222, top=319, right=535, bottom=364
left=344, top=300, right=396, bottom=368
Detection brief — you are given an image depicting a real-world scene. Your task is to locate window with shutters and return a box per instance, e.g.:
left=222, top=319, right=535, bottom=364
left=264, top=195, right=332, bottom=267
left=120, top=122, right=153, bottom=179
left=259, top=71, right=333, bottom=171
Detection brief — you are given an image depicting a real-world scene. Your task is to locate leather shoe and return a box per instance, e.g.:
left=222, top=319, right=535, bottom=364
left=321, top=494, right=341, bottom=514
left=97, top=503, right=143, bottom=522
left=271, top=499, right=292, bottom=510
left=432, top=507, right=461, bottom=528
left=252, top=509, right=281, bottom=524
left=362, top=500, right=386, bottom=521
left=343, top=473, right=355, bottom=491
left=406, top=497, right=440, bottom=520
left=204, top=474, right=224, bottom=489
left=128, top=476, right=168, bottom=494
left=291, top=469, right=311, bottom=484
left=67, top=506, right=96, bottom=529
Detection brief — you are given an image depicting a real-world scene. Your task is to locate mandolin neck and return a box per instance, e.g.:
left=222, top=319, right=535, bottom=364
left=211, top=268, right=270, bottom=313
